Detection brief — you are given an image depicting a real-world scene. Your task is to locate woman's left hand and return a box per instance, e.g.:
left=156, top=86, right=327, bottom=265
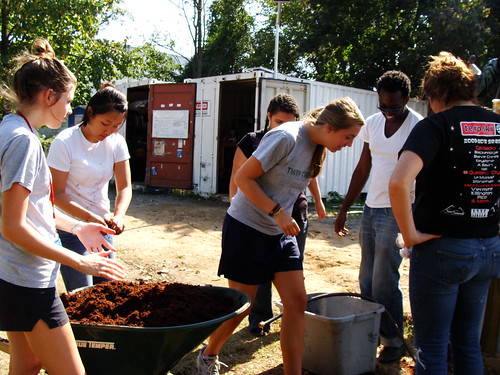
left=106, top=215, right=125, bottom=235
left=73, top=222, right=116, bottom=253
left=315, top=200, right=326, bottom=220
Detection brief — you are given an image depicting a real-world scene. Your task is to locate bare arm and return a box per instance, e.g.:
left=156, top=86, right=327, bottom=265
left=308, top=177, right=326, bottom=220
left=229, top=147, right=247, bottom=203
left=389, top=150, right=440, bottom=247
left=50, top=167, right=106, bottom=225
left=2, top=183, right=125, bottom=280
left=234, top=156, right=300, bottom=236
left=334, top=142, right=372, bottom=236
left=109, top=159, right=132, bottom=234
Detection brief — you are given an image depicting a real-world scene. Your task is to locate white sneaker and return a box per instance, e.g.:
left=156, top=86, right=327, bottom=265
left=196, top=346, right=227, bottom=375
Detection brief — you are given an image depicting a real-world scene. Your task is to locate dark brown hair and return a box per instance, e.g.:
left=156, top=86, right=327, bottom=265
left=264, top=93, right=300, bottom=132
left=420, top=51, right=476, bottom=105
left=82, top=82, right=128, bottom=126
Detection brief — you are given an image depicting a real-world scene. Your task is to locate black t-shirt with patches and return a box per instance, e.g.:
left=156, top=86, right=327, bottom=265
left=402, top=106, right=500, bottom=238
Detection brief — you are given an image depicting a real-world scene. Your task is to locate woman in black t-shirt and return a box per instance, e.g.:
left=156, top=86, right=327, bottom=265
left=389, top=52, right=500, bottom=375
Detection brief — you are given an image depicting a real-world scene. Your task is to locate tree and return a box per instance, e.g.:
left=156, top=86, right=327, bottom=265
left=199, top=0, right=254, bottom=76
left=246, top=0, right=315, bottom=78
left=249, top=0, right=498, bottom=98
left=0, top=0, right=180, bottom=106
left=0, top=0, right=127, bottom=104
left=166, top=0, right=212, bottom=78
left=0, top=0, right=120, bottom=70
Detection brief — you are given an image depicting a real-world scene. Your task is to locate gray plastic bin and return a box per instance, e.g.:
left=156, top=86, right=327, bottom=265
left=278, top=293, right=385, bottom=375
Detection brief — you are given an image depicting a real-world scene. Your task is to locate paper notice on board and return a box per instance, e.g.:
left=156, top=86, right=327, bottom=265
left=152, top=110, right=189, bottom=139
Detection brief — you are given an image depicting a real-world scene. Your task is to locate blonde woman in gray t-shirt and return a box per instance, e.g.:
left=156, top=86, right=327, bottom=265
left=197, top=97, right=365, bottom=375
left=0, top=39, right=125, bottom=375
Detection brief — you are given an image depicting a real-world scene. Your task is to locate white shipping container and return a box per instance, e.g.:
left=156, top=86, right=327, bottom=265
left=185, top=69, right=428, bottom=197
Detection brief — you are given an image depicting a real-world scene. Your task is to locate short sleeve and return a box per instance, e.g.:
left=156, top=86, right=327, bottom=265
left=1, top=135, right=42, bottom=193
left=113, top=134, right=130, bottom=163
left=253, top=130, right=295, bottom=172
left=47, top=137, right=72, bottom=172
left=358, top=122, right=369, bottom=143
left=237, top=133, right=255, bottom=159
left=401, top=117, right=442, bottom=167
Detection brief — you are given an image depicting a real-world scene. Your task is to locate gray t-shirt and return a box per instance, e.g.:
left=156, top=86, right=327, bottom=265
left=228, top=121, right=316, bottom=235
left=0, top=114, right=59, bottom=288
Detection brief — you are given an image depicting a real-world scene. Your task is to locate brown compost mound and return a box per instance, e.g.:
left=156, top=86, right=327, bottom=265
left=61, top=280, right=235, bottom=327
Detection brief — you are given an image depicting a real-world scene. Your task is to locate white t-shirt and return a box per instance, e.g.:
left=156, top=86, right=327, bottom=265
left=47, top=125, right=130, bottom=218
left=359, top=108, right=423, bottom=208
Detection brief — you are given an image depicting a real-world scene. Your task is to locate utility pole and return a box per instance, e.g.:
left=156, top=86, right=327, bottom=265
left=273, top=0, right=290, bottom=79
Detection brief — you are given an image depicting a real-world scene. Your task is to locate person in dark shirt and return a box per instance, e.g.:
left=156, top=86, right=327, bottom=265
left=389, top=51, right=500, bottom=375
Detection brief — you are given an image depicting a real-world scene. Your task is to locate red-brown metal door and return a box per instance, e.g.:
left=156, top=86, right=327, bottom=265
left=146, top=83, right=196, bottom=188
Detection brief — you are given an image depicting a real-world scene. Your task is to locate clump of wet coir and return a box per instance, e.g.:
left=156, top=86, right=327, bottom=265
left=61, top=280, right=235, bottom=327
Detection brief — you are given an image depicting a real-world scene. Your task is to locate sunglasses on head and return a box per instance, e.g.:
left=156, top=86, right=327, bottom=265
left=377, top=106, right=403, bottom=115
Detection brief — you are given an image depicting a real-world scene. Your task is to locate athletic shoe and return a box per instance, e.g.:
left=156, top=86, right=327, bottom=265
left=196, top=346, right=227, bottom=375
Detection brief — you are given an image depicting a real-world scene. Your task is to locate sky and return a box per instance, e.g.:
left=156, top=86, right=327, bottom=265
left=97, top=0, right=197, bottom=58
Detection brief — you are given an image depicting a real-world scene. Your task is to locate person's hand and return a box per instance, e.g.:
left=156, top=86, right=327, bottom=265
left=274, top=210, right=300, bottom=236
left=315, top=200, right=326, bottom=220
left=76, top=252, right=126, bottom=281
left=73, top=222, right=116, bottom=253
left=401, top=230, right=441, bottom=248
left=105, top=215, right=125, bottom=235
left=334, top=210, right=349, bottom=237
left=84, top=212, right=107, bottom=226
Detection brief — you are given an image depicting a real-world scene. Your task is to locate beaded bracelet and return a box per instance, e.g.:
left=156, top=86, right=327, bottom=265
left=268, top=203, right=282, bottom=217
left=70, top=221, right=82, bottom=236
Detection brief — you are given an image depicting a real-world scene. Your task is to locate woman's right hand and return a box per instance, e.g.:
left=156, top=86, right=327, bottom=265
left=401, top=230, right=441, bottom=248
left=76, top=252, right=126, bottom=281
left=274, top=210, right=300, bottom=236
left=85, top=212, right=107, bottom=226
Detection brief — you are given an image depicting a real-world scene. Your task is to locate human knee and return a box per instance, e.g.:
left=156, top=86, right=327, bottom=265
left=282, top=293, right=307, bottom=315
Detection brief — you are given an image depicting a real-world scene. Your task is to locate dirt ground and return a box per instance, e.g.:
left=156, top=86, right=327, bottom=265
left=0, top=190, right=415, bottom=374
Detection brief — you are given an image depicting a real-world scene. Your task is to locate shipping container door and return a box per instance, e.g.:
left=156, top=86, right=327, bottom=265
left=146, top=83, right=196, bottom=188
left=258, top=78, right=309, bottom=128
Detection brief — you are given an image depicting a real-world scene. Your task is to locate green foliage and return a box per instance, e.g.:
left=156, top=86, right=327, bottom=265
left=326, top=191, right=344, bottom=204
left=245, top=0, right=316, bottom=78
left=246, top=0, right=499, bottom=98
left=0, top=0, right=180, bottom=107
left=197, top=0, right=254, bottom=76
left=39, top=134, right=55, bottom=155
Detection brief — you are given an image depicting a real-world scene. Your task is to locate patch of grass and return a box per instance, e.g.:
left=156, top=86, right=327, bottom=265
left=403, top=313, right=414, bottom=342
left=310, top=191, right=366, bottom=218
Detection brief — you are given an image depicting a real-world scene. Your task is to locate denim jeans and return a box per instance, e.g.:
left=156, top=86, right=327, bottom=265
left=248, top=218, right=308, bottom=330
left=58, top=229, right=115, bottom=292
left=359, top=206, right=404, bottom=346
left=410, top=236, right=500, bottom=375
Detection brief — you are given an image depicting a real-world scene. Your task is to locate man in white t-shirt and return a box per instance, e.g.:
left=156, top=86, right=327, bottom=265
left=334, top=71, right=423, bottom=363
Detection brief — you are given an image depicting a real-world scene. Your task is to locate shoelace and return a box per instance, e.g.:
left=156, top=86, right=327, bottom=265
left=204, top=356, right=228, bottom=375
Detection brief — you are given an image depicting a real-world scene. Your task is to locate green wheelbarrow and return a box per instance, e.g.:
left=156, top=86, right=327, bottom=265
left=71, top=285, right=250, bottom=375
left=0, top=285, right=250, bottom=375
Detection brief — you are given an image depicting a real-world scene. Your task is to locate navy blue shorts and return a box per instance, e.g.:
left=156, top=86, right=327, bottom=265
left=0, top=278, right=69, bottom=331
left=218, top=214, right=303, bottom=285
